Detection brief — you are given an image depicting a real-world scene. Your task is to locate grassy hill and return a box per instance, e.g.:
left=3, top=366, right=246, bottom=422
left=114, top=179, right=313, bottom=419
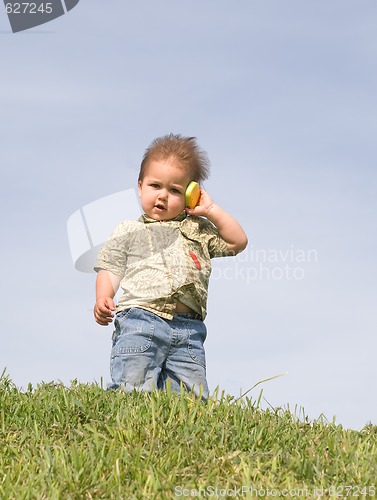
left=1, top=372, right=376, bottom=499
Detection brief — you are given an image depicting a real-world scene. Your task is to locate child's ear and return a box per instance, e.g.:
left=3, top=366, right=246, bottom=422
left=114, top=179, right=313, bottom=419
left=138, top=181, right=142, bottom=198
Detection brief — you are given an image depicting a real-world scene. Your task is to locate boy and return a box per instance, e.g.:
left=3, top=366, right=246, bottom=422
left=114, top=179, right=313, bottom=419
left=94, top=134, right=248, bottom=398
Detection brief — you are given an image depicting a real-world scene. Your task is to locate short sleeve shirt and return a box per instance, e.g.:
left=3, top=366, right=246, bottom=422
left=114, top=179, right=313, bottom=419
left=94, top=211, right=235, bottom=320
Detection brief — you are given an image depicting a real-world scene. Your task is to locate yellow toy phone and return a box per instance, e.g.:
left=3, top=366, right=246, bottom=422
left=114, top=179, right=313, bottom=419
left=185, top=181, right=200, bottom=208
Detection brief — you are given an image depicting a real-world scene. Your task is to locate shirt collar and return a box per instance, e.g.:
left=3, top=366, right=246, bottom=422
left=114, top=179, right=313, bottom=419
left=139, top=211, right=187, bottom=223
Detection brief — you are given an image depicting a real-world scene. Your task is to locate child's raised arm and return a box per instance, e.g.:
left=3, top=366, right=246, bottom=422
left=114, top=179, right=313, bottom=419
left=94, top=270, right=122, bottom=326
left=185, top=188, right=248, bottom=255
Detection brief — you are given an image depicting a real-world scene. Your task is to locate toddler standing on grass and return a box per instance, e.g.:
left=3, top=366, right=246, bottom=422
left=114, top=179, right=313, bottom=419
left=94, top=134, right=248, bottom=398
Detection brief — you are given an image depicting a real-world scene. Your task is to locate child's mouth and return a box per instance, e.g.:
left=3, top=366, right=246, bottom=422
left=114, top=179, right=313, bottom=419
left=155, top=204, right=166, bottom=211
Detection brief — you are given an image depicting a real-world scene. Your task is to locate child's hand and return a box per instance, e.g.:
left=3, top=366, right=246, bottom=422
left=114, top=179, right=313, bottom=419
left=94, top=297, right=116, bottom=326
left=185, top=188, right=215, bottom=218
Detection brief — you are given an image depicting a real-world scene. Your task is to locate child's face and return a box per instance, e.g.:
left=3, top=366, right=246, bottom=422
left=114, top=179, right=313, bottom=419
left=138, top=158, right=191, bottom=221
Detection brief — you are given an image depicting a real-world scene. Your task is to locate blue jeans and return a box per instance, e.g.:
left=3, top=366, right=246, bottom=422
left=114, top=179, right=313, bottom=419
left=108, top=307, right=209, bottom=399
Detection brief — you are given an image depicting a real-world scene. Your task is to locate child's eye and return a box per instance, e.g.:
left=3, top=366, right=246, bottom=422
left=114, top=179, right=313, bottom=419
left=150, top=183, right=160, bottom=188
left=171, top=188, right=181, bottom=194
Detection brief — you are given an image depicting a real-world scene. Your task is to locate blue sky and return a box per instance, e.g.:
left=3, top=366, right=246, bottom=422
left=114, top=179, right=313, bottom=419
left=1, top=1, right=376, bottom=430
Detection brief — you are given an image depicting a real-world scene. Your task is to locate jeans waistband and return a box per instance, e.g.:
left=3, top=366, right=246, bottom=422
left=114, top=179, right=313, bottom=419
left=174, top=311, right=202, bottom=320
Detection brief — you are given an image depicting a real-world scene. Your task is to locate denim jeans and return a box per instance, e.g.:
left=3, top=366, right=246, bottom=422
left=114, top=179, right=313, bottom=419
left=108, top=307, right=209, bottom=398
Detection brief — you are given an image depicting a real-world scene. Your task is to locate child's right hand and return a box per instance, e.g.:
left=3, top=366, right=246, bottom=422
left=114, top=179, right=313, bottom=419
left=94, top=297, right=116, bottom=326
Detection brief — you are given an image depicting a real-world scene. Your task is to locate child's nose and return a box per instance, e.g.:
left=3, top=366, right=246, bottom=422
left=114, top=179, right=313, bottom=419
left=158, top=189, right=168, bottom=200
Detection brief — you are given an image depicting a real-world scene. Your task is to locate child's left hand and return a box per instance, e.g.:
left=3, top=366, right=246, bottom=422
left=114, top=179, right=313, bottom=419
left=185, top=188, right=215, bottom=217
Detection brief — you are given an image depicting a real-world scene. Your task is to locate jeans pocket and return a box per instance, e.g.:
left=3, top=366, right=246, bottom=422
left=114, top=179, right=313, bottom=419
left=111, top=308, right=132, bottom=346
left=111, top=308, right=155, bottom=356
left=115, top=308, right=134, bottom=326
left=187, top=321, right=207, bottom=368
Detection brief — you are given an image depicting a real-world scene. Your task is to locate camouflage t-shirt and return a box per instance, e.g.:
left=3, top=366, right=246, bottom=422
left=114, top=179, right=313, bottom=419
left=94, top=211, right=234, bottom=320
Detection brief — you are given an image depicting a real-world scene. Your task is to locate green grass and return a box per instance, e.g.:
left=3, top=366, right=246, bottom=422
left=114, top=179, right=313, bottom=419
left=1, top=371, right=376, bottom=499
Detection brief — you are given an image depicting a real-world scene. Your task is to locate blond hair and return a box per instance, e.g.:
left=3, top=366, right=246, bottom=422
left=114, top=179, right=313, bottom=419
left=138, top=133, right=210, bottom=183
